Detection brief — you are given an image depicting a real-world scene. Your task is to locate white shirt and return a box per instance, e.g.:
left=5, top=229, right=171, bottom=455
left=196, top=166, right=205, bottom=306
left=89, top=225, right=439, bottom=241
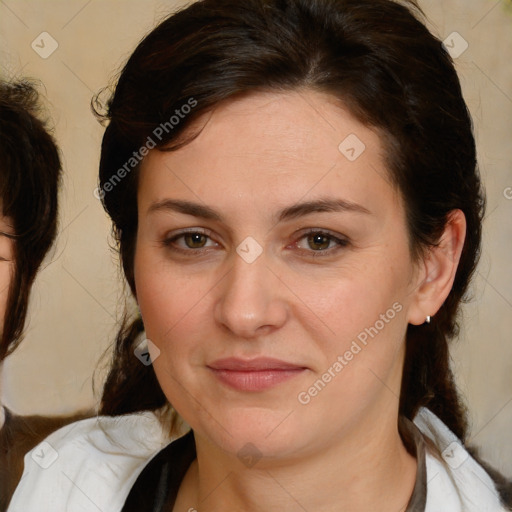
left=7, top=407, right=507, bottom=511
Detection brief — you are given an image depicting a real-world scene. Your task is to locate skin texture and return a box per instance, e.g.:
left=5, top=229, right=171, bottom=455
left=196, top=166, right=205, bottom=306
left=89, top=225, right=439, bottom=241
left=0, top=215, right=14, bottom=428
left=0, top=216, right=14, bottom=338
left=134, top=90, right=466, bottom=511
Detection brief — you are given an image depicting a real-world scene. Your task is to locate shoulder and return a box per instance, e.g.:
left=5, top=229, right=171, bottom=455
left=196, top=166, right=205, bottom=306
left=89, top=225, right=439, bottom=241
left=3, top=407, right=92, bottom=448
left=1, top=407, right=91, bottom=510
left=7, top=411, right=172, bottom=512
left=414, top=407, right=508, bottom=512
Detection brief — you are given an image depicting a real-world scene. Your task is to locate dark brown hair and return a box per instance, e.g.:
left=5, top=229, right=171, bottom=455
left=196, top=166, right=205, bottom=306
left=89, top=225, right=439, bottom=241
left=97, top=0, right=483, bottom=442
left=0, top=80, right=62, bottom=361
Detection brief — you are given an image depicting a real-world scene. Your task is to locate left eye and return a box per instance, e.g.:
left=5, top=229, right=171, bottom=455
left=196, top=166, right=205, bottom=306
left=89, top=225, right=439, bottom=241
left=181, top=232, right=209, bottom=249
left=295, top=231, right=348, bottom=253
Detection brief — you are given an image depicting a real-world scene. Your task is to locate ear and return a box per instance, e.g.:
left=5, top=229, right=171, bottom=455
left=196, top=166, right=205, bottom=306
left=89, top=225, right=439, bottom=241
left=407, top=209, right=466, bottom=326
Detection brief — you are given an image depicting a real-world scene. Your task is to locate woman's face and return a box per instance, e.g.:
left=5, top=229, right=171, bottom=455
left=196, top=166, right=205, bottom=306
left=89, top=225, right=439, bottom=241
left=135, top=91, right=424, bottom=459
left=0, top=215, right=14, bottom=332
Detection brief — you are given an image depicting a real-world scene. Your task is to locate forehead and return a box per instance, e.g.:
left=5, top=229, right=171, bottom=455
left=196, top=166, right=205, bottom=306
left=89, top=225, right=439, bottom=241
left=138, top=90, right=397, bottom=217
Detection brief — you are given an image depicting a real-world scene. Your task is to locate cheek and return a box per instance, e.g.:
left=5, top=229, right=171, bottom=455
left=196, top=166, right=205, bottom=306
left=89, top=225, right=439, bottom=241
left=288, top=258, right=409, bottom=348
left=0, top=263, right=13, bottom=326
left=134, top=249, right=212, bottom=356
left=292, top=273, right=409, bottom=427
left=135, top=257, right=210, bottom=415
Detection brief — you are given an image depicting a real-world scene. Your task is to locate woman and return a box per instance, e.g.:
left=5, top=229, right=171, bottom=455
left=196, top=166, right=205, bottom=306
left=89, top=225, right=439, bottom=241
left=8, top=0, right=510, bottom=510
left=0, top=80, right=89, bottom=512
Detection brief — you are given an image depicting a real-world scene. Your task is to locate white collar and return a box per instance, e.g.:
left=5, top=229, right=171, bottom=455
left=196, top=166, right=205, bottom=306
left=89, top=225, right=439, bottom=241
left=414, top=407, right=506, bottom=511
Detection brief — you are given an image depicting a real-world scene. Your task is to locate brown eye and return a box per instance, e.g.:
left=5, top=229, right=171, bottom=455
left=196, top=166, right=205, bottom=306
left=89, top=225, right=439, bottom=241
left=184, top=233, right=208, bottom=248
left=307, top=233, right=331, bottom=251
left=163, top=230, right=219, bottom=255
left=293, top=230, right=349, bottom=258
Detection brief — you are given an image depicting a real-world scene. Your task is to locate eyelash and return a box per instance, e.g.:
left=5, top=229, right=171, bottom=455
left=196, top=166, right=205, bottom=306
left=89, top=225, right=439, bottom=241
left=294, top=229, right=349, bottom=258
left=162, top=228, right=349, bottom=258
left=162, top=229, right=216, bottom=257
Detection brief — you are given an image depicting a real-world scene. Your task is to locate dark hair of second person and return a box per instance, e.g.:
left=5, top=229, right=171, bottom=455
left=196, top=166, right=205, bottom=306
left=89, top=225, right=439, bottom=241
left=0, top=80, right=61, bottom=361
left=0, top=80, right=91, bottom=512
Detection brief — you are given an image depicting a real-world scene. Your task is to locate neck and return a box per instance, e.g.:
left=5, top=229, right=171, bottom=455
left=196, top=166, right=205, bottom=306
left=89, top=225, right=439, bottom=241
left=175, top=404, right=417, bottom=512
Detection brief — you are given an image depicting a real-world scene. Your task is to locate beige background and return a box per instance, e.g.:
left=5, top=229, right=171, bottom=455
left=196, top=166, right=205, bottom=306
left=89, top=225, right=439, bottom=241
left=1, top=0, right=511, bottom=476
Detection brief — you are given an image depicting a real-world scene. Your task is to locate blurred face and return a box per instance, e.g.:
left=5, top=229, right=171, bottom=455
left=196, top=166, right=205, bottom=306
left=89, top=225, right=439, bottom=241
left=0, top=215, right=14, bottom=333
left=134, top=91, right=422, bottom=459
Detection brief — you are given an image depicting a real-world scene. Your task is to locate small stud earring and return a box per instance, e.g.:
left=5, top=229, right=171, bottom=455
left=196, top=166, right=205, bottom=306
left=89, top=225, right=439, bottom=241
left=425, top=315, right=431, bottom=324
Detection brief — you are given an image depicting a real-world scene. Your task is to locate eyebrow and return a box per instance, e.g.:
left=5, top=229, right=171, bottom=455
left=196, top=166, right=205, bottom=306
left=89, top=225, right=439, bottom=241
left=148, top=199, right=223, bottom=221
left=147, top=197, right=371, bottom=222
left=277, top=198, right=371, bottom=221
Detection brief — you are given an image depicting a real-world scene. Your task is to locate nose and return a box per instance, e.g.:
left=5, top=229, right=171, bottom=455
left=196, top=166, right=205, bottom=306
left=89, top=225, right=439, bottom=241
left=214, top=252, right=289, bottom=338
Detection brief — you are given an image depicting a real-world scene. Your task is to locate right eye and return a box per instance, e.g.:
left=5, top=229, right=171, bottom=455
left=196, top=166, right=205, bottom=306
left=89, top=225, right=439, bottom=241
left=162, top=229, right=220, bottom=255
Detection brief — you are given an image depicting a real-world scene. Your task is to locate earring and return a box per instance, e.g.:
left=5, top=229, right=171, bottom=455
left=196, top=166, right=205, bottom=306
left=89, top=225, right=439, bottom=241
left=425, top=315, right=431, bottom=324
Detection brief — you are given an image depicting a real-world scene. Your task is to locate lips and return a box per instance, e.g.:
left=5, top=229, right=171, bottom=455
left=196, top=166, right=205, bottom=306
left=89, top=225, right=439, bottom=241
left=207, top=357, right=306, bottom=392
left=209, top=357, right=305, bottom=371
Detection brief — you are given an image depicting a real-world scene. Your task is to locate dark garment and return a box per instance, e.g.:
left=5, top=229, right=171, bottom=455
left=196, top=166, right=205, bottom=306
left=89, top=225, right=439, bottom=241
left=122, top=420, right=428, bottom=512
left=122, top=430, right=196, bottom=512
left=0, top=407, right=91, bottom=512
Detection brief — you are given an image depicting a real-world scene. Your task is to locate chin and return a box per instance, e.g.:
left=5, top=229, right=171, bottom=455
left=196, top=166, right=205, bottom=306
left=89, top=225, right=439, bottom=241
left=192, top=406, right=311, bottom=463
